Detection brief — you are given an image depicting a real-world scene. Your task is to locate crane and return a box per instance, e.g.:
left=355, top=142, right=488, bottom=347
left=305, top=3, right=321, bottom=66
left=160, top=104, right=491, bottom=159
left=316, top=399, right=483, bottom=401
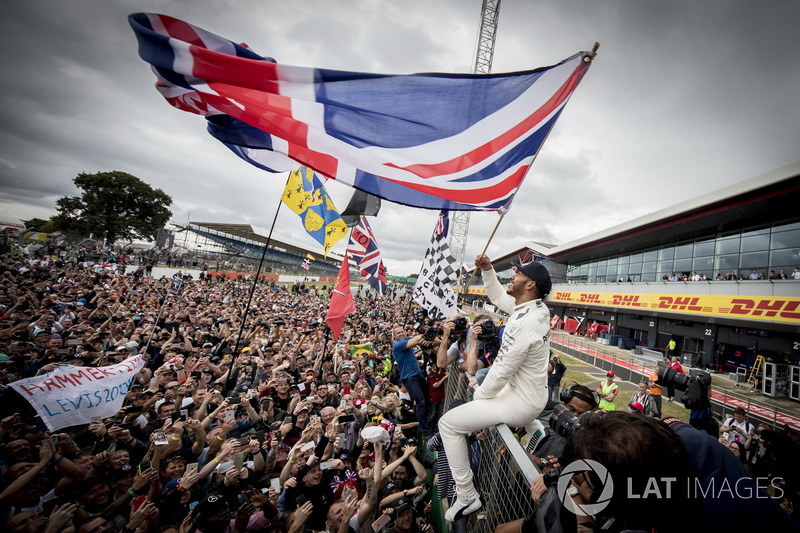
left=449, top=0, right=501, bottom=288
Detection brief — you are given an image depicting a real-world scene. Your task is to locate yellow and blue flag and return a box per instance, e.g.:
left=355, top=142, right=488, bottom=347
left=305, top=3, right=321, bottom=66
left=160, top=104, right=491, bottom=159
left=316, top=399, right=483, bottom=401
left=282, top=167, right=347, bottom=256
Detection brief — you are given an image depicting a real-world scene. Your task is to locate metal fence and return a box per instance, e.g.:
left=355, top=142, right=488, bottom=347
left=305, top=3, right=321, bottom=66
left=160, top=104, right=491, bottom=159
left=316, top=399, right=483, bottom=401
left=440, top=365, right=540, bottom=533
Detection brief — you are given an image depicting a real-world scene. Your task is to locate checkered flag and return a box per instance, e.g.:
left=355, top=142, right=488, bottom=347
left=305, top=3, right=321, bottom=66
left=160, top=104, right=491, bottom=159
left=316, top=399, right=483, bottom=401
left=413, top=211, right=459, bottom=320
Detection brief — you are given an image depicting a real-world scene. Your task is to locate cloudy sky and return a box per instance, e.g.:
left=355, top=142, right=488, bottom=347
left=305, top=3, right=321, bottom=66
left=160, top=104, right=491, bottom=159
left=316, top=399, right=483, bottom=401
left=1, top=0, right=798, bottom=276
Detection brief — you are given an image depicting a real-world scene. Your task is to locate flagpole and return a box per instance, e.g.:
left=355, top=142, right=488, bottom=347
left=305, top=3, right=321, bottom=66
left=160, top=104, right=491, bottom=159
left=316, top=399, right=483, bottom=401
left=222, top=176, right=289, bottom=397
left=456, top=43, right=600, bottom=305
left=458, top=212, right=505, bottom=301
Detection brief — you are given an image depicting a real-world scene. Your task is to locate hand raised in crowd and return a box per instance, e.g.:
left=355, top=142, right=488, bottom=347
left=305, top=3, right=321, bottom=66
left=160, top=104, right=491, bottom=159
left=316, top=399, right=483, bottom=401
left=401, top=444, right=417, bottom=458
left=44, top=503, right=78, bottom=533
left=133, top=467, right=158, bottom=492
left=129, top=500, right=158, bottom=530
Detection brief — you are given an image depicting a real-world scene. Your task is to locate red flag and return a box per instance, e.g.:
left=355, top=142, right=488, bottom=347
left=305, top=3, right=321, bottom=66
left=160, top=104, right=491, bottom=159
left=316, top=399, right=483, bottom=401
left=327, top=252, right=356, bottom=340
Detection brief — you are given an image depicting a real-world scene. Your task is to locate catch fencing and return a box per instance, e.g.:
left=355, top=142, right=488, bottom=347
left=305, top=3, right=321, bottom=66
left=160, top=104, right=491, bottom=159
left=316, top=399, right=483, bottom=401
left=440, top=365, right=540, bottom=532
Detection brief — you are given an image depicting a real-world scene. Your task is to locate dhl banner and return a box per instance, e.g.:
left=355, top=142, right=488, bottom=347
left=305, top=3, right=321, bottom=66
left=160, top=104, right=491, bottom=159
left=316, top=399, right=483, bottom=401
left=464, top=287, right=487, bottom=295
left=551, top=291, right=800, bottom=325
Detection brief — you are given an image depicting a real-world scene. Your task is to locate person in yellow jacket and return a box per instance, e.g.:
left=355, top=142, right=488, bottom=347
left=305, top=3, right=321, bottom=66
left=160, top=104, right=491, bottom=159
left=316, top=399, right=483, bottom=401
left=596, top=371, right=619, bottom=411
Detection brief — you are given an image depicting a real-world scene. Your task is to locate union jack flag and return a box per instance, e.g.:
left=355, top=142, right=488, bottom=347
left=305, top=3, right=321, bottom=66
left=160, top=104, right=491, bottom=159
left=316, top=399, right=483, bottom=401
left=346, top=216, right=387, bottom=295
left=330, top=469, right=360, bottom=496
left=129, top=13, right=594, bottom=212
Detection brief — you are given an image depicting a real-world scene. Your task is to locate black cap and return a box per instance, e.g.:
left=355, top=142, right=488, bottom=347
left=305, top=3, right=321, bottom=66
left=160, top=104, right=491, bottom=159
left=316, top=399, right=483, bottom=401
left=113, top=464, right=134, bottom=478
left=510, top=261, right=552, bottom=297
left=393, top=496, right=414, bottom=514
left=194, top=494, right=228, bottom=518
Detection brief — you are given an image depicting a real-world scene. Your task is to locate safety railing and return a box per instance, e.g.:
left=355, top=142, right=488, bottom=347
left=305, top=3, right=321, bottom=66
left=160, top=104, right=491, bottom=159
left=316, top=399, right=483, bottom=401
left=441, top=365, right=540, bottom=533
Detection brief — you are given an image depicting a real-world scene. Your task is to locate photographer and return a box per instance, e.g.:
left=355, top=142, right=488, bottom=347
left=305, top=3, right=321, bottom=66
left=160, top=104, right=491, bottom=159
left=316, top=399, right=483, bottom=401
left=391, top=324, right=432, bottom=440
left=463, top=316, right=501, bottom=379
left=435, top=313, right=472, bottom=372
left=721, top=407, right=755, bottom=445
left=562, top=411, right=799, bottom=531
left=547, top=354, right=567, bottom=402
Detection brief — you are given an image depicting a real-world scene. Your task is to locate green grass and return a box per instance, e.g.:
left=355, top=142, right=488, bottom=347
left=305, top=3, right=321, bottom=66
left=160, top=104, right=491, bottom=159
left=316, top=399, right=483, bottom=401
left=558, top=363, right=690, bottom=423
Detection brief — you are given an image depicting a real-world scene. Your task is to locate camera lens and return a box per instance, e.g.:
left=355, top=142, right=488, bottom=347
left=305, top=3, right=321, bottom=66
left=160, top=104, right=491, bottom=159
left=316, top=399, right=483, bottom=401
left=550, top=403, right=581, bottom=439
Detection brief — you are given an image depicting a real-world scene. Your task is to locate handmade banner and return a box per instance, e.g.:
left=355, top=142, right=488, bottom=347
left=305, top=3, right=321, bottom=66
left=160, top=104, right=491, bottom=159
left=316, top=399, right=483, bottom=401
left=8, top=355, right=146, bottom=431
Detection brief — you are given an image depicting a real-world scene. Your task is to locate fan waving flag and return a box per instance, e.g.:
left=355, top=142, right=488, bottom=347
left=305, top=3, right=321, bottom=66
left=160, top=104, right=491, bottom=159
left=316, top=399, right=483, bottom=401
left=129, top=13, right=595, bottom=212
left=281, top=167, right=348, bottom=257
left=348, top=343, right=375, bottom=358
left=327, top=252, right=356, bottom=340
left=413, top=212, right=459, bottom=320
left=347, top=216, right=388, bottom=295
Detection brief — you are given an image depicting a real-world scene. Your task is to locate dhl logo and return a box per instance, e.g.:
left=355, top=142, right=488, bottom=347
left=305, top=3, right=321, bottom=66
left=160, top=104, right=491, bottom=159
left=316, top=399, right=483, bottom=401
left=657, top=296, right=704, bottom=311
left=579, top=293, right=601, bottom=303
left=728, top=299, right=800, bottom=320
left=611, top=294, right=644, bottom=307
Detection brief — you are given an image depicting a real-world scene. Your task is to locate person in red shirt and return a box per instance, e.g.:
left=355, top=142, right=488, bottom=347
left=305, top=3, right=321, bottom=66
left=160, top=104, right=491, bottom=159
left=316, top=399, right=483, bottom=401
left=426, top=364, right=448, bottom=432
left=666, top=356, right=685, bottom=402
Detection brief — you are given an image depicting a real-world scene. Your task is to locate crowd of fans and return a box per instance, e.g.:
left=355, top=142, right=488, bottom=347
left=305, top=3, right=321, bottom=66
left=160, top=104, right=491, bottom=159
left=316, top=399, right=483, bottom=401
left=0, top=243, right=441, bottom=533
left=2, top=240, right=799, bottom=533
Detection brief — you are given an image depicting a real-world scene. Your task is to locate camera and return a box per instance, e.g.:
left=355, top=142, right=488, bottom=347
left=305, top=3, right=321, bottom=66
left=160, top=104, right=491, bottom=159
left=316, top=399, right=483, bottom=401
left=656, top=366, right=711, bottom=410
left=423, top=327, right=443, bottom=342
left=451, top=317, right=469, bottom=335
left=476, top=320, right=498, bottom=342
left=549, top=403, right=583, bottom=440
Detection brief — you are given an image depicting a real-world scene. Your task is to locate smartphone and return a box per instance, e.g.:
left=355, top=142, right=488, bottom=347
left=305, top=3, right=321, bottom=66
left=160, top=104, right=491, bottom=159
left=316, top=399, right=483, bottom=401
left=372, top=514, right=392, bottom=532
left=337, top=433, right=347, bottom=443
left=171, top=412, right=181, bottom=424
left=236, top=493, right=250, bottom=507
left=186, top=462, right=199, bottom=474
left=234, top=452, right=245, bottom=470
left=300, top=441, right=315, bottom=453
left=132, top=495, right=148, bottom=511
left=67, top=338, right=82, bottom=346
left=296, top=494, right=308, bottom=507
left=171, top=343, right=181, bottom=348
left=270, top=477, right=281, bottom=492
left=91, top=416, right=102, bottom=423
left=138, top=459, right=152, bottom=474
left=255, top=430, right=265, bottom=443
left=225, top=410, right=234, bottom=422
left=229, top=397, right=241, bottom=404
left=180, top=409, right=189, bottom=423
left=283, top=416, right=293, bottom=425
left=339, top=414, right=355, bottom=423
left=320, top=460, right=334, bottom=470
left=153, top=429, right=169, bottom=446
left=50, top=435, right=60, bottom=446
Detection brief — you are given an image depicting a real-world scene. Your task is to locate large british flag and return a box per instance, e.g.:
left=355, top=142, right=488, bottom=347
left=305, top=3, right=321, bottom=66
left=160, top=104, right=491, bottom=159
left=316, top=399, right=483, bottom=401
left=129, top=13, right=594, bottom=212
left=346, top=216, right=387, bottom=295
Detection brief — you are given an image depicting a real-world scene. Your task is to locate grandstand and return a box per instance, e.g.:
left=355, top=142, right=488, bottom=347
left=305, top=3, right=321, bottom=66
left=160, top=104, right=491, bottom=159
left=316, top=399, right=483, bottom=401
left=174, top=222, right=343, bottom=276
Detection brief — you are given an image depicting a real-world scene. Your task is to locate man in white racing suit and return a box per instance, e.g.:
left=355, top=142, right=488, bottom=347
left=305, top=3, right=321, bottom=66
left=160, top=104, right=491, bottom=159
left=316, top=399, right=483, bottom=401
left=440, top=254, right=552, bottom=521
